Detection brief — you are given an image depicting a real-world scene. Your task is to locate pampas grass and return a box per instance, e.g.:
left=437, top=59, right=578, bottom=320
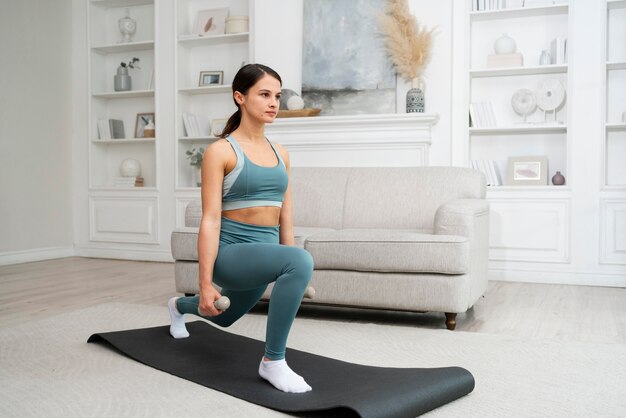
left=378, top=0, right=435, bottom=81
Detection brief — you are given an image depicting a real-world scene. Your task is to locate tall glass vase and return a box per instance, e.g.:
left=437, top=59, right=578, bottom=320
left=406, top=77, right=425, bottom=113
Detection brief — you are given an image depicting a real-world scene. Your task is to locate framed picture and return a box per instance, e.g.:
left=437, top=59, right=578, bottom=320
left=135, top=112, right=155, bottom=138
left=506, top=156, right=548, bottom=185
left=195, top=8, right=229, bottom=36
left=198, top=71, right=224, bottom=87
left=210, top=118, right=228, bottom=137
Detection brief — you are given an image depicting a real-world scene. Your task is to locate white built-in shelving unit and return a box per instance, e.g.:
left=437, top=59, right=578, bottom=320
left=175, top=0, right=253, bottom=190
left=467, top=1, right=570, bottom=191
left=603, top=0, right=626, bottom=190
left=88, top=0, right=156, bottom=190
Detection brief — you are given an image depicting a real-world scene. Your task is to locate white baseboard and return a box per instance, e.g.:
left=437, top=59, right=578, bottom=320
left=0, top=246, right=76, bottom=266
left=489, top=267, right=626, bottom=288
left=75, top=245, right=173, bottom=263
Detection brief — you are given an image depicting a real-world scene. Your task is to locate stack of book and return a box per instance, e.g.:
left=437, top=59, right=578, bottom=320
left=470, top=160, right=502, bottom=186
left=182, top=113, right=203, bottom=137
left=114, top=176, right=144, bottom=188
left=469, top=102, right=497, bottom=128
left=97, top=119, right=125, bottom=139
left=487, top=53, right=523, bottom=68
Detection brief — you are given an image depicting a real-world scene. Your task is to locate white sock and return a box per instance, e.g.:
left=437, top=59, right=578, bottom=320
left=168, top=297, right=189, bottom=339
left=258, top=358, right=312, bottom=393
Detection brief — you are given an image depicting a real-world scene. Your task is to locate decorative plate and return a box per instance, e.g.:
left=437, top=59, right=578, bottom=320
left=511, top=88, right=537, bottom=117
left=535, top=78, right=565, bottom=111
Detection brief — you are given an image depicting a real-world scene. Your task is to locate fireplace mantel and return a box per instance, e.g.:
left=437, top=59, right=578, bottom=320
left=265, top=113, right=439, bottom=167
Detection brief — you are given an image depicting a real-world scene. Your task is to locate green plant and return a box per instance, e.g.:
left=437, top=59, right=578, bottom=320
left=120, top=57, right=141, bottom=69
left=186, top=147, right=205, bottom=168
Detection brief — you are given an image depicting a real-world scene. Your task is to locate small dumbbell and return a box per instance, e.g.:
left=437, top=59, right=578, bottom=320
left=214, top=296, right=231, bottom=311
left=303, top=286, right=315, bottom=299
left=197, top=296, right=230, bottom=316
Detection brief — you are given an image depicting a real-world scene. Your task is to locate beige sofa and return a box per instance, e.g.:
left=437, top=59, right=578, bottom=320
left=171, top=167, right=489, bottom=330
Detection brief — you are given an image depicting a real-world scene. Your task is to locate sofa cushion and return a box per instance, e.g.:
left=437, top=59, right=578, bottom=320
left=294, top=226, right=337, bottom=248
left=305, top=229, right=469, bottom=274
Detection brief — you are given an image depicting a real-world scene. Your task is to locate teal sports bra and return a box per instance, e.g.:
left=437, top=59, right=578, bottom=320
left=222, top=135, right=288, bottom=210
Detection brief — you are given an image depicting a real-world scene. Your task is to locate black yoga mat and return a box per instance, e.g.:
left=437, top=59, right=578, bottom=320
left=88, top=321, right=474, bottom=418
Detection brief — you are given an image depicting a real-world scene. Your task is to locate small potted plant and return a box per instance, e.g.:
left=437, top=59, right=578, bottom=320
left=186, top=147, right=205, bottom=187
left=114, top=57, right=141, bottom=92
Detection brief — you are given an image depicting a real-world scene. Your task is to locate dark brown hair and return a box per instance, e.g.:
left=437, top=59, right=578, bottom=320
left=219, top=63, right=282, bottom=138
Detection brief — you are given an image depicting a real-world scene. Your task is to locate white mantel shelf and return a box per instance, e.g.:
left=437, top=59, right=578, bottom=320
left=265, top=113, right=439, bottom=167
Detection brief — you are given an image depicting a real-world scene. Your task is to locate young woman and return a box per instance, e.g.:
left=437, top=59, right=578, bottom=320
left=167, top=64, right=313, bottom=394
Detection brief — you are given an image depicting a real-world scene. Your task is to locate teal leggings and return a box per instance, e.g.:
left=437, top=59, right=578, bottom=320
left=176, top=216, right=313, bottom=360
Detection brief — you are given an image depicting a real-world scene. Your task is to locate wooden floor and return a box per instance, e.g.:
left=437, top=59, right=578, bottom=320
left=1, top=257, right=625, bottom=344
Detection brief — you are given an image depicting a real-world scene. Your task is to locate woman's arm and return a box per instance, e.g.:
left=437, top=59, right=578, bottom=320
left=197, top=141, right=229, bottom=316
left=277, top=144, right=296, bottom=246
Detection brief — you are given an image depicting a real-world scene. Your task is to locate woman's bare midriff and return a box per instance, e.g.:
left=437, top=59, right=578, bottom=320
left=222, top=206, right=281, bottom=227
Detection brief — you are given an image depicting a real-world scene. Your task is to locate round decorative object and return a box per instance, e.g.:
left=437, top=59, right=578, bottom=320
left=552, top=171, right=565, bottom=186
left=535, top=78, right=566, bottom=112
left=511, top=88, right=537, bottom=122
left=120, top=158, right=141, bottom=177
left=279, top=89, right=299, bottom=110
left=494, top=33, right=516, bottom=54
left=287, top=95, right=305, bottom=110
left=118, top=8, right=137, bottom=43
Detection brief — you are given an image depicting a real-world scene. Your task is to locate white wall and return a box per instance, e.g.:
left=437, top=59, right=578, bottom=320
left=0, top=0, right=74, bottom=263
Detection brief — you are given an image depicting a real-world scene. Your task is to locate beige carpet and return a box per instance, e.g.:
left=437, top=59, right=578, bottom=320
left=1, top=302, right=624, bottom=418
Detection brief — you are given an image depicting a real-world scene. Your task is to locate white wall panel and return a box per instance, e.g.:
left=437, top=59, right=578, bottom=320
left=600, top=200, right=626, bottom=265
left=90, top=196, right=158, bottom=243
left=489, top=199, right=570, bottom=263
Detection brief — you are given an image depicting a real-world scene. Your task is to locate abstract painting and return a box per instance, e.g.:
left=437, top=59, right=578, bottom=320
left=302, top=0, right=396, bottom=115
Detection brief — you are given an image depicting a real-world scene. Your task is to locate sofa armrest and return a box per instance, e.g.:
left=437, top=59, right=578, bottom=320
left=171, top=227, right=200, bottom=261
left=434, top=199, right=489, bottom=238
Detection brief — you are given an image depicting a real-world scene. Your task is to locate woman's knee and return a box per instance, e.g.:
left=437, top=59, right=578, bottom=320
left=287, top=247, right=314, bottom=273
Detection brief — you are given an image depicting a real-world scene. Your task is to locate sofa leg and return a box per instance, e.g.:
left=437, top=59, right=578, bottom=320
left=445, top=313, right=457, bottom=331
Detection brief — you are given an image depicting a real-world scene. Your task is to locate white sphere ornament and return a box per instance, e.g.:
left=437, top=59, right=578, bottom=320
left=120, top=158, right=141, bottom=177
left=286, top=95, right=305, bottom=110
left=494, top=33, right=516, bottom=54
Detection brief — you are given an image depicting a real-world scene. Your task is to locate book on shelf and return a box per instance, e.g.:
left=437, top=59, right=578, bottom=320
left=470, top=160, right=502, bottom=186
left=469, top=102, right=497, bottom=128
left=114, top=176, right=144, bottom=187
left=550, top=37, right=567, bottom=64
left=96, top=119, right=126, bottom=140
left=486, top=53, right=523, bottom=68
left=473, top=0, right=507, bottom=11
left=182, top=113, right=203, bottom=137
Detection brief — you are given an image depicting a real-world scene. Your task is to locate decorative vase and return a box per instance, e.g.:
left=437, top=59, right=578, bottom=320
left=551, top=171, right=565, bottom=186
left=192, top=166, right=202, bottom=187
left=118, top=8, right=137, bottom=43
left=406, top=78, right=425, bottom=113
left=539, top=50, right=551, bottom=65
left=494, top=33, right=516, bottom=54
left=114, top=66, right=131, bottom=91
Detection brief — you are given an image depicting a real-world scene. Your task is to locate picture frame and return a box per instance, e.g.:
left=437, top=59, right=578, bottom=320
left=134, top=112, right=155, bottom=138
left=506, top=156, right=548, bottom=186
left=195, top=8, right=229, bottom=36
left=210, top=118, right=228, bottom=137
left=198, top=71, right=224, bottom=87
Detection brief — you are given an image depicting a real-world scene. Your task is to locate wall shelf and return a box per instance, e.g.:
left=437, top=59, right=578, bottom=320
left=178, top=85, right=232, bottom=95
left=470, top=125, right=567, bottom=135
left=607, top=0, right=626, bottom=11
left=92, top=138, right=156, bottom=144
left=606, top=123, right=626, bottom=131
left=179, top=136, right=219, bottom=141
left=470, top=4, right=568, bottom=21
left=90, top=0, right=153, bottom=8
left=178, top=33, right=249, bottom=47
left=607, top=61, right=626, bottom=70
left=92, top=89, right=154, bottom=99
left=91, top=41, right=154, bottom=53
left=470, top=64, right=568, bottom=78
